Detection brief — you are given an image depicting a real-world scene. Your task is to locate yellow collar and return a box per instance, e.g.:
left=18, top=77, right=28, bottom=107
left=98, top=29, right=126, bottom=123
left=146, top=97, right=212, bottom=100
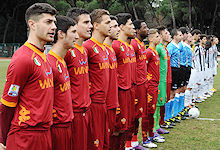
left=48, top=50, right=66, bottom=67
left=135, top=38, right=144, bottom=47
left=103, top=43, right=114, bottom=53
left=75, top=43, right=84, bottom=54
left=90, top=37, right=105, bottom=50
left=24, top=42, right=46, bottom=62
left=148, top=46, right=158, bottom=55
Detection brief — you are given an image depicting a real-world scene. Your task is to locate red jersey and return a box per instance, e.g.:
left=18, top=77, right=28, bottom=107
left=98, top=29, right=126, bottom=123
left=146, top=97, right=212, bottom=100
left=146, top=47, right=160, bottom=84
left=126, top=41, right=136, bottom=85
left=112, top=39, right=131, bottom=90
left=1, top=42, right=53, bottom=133
left=64, top=43, right=91, bottom=111
left=131, top=38, right=147, bottom=85
left=47, top=50, right=73, bottom=124
left=83, top=38, right=109, bottom=103
left=104, top=43, right=119, bottom=109
left=164, top=45, right=172, bottom=84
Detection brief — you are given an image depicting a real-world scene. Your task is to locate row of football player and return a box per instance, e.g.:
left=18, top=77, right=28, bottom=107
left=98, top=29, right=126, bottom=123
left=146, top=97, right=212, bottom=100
left=159, top=27, right=219, bottom=140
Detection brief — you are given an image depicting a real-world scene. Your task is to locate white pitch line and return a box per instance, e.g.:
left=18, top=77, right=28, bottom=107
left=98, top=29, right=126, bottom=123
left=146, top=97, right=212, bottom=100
left=196, top=118, right=220, bottom=121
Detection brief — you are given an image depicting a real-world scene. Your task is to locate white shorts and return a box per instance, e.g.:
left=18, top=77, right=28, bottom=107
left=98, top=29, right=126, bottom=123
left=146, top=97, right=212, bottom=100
left=187, top=69, right=199, bottom=88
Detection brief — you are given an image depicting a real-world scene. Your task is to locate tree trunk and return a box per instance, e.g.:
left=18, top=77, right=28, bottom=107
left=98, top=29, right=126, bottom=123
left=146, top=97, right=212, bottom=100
left=101, top=0, right=106, bottom=9
left=132, top=0, right=138, bottom=20
left=146, top=0, right=160, bottom=25
left=170, top=0, right=176, bottom=29
left=65, top=0, right=74, bottom=7
left=3, top=14, right=11, bottom=43
left=210, top=0, right=218, bottom=34
left=13, top=9, right=19, bottom=43
left=188, top=0, right=192, bottom=30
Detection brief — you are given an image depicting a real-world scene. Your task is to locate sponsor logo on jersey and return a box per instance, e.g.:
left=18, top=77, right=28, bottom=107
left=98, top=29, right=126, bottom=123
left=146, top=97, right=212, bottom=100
left=74, top=66, right=88, bottom=75
left=39, top=78, right=54, bottom=89
left=8, top=84, right=20, bottom=97
left=45, top=67, right=52, bottom=76
left=59, top=81, right=71, bottom=92
left=99, top=62, right=109, bottom=69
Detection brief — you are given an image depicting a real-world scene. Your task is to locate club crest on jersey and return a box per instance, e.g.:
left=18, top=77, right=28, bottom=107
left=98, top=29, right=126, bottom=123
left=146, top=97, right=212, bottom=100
left=120, top=46, right=125, bottom=52
left=58, top=64, right=62, bottom=73
left=71, top=50, right=76, bottom=57
left=94, top=47, right=99, bottom=53
left=106, top=49, right=109, bottom=55
left=8, top=84, right=20, bottom=97
left=34, top=57, right=41, bottom=66
left=152, top=52, right=155, bottom=56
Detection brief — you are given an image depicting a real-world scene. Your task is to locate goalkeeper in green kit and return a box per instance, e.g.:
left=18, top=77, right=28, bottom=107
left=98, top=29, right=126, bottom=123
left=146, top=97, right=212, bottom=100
left=154, top=26, right=171, bottom=135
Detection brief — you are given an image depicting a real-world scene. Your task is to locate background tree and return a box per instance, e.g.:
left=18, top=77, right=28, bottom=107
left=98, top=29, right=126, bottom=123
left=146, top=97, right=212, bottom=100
left=0, top=0, right=220, bottom=44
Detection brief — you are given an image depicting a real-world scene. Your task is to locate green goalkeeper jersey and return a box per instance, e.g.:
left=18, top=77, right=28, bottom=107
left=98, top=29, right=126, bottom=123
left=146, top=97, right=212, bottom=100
left=156, top=43, right=168, bottom=106
left=156, top=43, right=168, bottom=82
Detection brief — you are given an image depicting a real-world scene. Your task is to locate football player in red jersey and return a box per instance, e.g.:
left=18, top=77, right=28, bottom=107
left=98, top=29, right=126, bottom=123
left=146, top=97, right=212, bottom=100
left=47, top=16, right=78, bottom=150
left=103, top=15, right=120, bottom=150
left=83, top=9, right=111, bottom=150
left=130, top=20, right=149, bottom=149
left=142, top=29, right=164, bottom=148
left=65, top=8, right=93, bottom=150
left=111, top=13, right=135, bottom=150
left=0, top=3, right=57, bottom=150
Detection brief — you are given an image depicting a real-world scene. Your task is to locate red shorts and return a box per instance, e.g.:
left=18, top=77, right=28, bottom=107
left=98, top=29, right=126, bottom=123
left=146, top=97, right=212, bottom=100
left=128, top=84, right=136, bottom=129
left=166, top=83, right=171, bottom=102
left=147, top=84, right=159, bottom=114
left=107, top=108, right=117, bottom=136
left=72, top=108, right=91, bottom=150
left=51, top=123, right=72, bottom=150
left=6, top=129, right=52, bottom=150
left=115, top=88, right=130, bottom=132
left=135, top=82, right=147, bottom=118
left=88, top=102, right=109, bottom=150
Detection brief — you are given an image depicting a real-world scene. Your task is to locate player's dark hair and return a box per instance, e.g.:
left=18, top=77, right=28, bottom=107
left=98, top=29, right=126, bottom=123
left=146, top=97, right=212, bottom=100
left=199, top=34, right=207, bottom=41
left=66, top=7, right=90, bottom=22
left=53, top=16, right=76, bottom=43
left=110, top=15, right=118, bottom=22
left=90, top=9, right=109, bottom=24
left=25, top=3, right=57, bottom=26
left=191, top=29, right=201, bottom=35
left=179, top=27, right=189, bottom=34
left=156, top=25, right=167, bottom=34
left=133, top=20, right=145, bottom=30
left=116, top=13, right=132, bottom=26
left=171, top=28, right=180, bottom=38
